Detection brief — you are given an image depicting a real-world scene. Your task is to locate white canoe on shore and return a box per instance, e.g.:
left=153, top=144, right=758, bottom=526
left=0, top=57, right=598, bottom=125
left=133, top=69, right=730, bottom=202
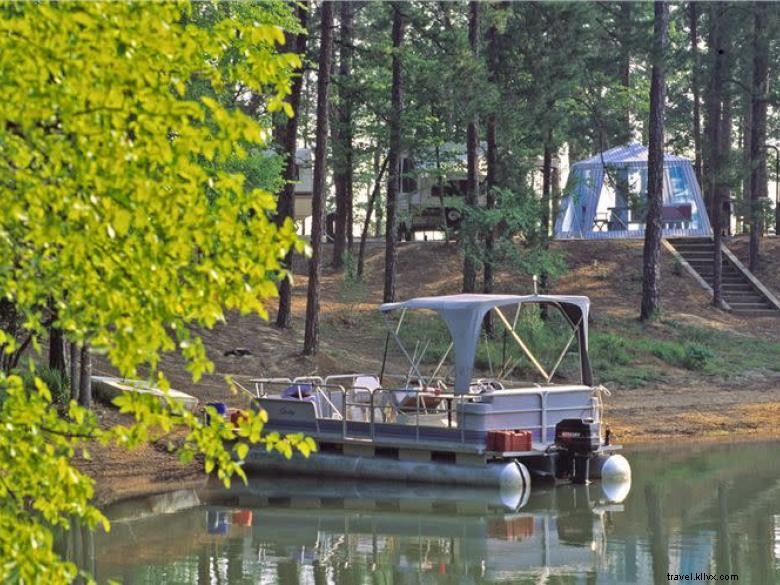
left=92, top=375, right=199, bottom=412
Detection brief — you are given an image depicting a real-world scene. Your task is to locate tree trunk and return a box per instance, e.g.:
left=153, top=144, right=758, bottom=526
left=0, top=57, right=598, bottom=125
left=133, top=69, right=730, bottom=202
left=303, top=0, right=334, bottom=356
left=332, top=1, right=354, bottom=269
left=710, top=3, right=729, bottom=310
left=640, top=1, right=668, bottom=322
left=69, top=342, right=79, bottom=401
left=702, top=5, right=721, bottom=226
left=483, top=16, right=500, bottom=336
left=741, top=87, right=753, bottom=236
left=748, top=1, right=769, bottom=272
left=618, top=1, right=632, bottom=143
left=436, top=143, right=448, bottom=240
left=462, top=1, right=480, bottom=294
left=275, top=2, right=309, bottom=329
left=357, top=156, right=389, bottom=279
left=541, top=138, right=554, bottom=240
left=714, top=93, right=732, bottom=310
left=78, top=344, right=92, bottom=409
left=374, top=191, right=384, bottom=238
left=689, top=2, right=703, bottom=186
left=383, top=3, right=405, bottom=303
left=48, top=325, right=66, bottom=379
left=551, top=164, right=562, bottom=223
left=539, top=133, right=554, bottom=305
left=483, top=117, right=496, bottom=332
left=775, top=147, right=780, bottom=236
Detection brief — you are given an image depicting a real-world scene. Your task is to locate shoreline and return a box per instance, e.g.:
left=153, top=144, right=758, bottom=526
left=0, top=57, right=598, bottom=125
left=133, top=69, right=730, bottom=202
left=86, top=400, right=780, bottom=506
left=618, top=425, right=780, bottom=447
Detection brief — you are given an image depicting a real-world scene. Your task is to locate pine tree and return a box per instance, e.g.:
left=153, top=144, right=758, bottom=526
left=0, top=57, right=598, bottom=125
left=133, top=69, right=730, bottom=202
left=383, top=3, right=405, bottom=303
left=275, top=2, right=309, bottom=329
left=689, top=2, right=703, bottom=185
left=748, top=1, right=769, bottom=271
left=304, top=1, right=334, bottom=355
left=640, top=1, right=669, bottom=321
left=332, top=1, right=355, bottom=270
left=462, top=1, right=480, bottom=294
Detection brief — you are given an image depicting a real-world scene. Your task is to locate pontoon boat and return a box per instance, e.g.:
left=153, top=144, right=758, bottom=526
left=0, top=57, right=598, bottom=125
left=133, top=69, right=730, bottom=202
left=245, top=294, right=630, bottom=490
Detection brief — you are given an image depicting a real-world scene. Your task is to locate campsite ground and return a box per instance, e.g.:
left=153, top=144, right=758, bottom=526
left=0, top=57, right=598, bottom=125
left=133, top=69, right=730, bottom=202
left=85, top=235, right=780, bottom=503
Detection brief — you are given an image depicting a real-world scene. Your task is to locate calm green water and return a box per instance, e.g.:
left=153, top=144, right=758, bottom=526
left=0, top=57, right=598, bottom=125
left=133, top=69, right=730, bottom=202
left=64, top=441, right=780, bottom=584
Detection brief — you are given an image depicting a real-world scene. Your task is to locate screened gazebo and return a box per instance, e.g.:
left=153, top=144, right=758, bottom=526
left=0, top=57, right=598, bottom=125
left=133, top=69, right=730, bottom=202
left=554, top=143, right=712, bottom=240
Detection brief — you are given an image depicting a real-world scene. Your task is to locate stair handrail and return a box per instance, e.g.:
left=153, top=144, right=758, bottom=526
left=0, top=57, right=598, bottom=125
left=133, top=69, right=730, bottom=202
left=720, top=244, right=780, bottom=312
left=662, top=239, right=731, bottom=311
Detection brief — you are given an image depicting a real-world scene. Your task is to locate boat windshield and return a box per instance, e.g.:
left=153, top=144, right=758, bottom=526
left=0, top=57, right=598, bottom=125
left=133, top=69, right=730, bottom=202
left=378, top=294, right=592, bottom=394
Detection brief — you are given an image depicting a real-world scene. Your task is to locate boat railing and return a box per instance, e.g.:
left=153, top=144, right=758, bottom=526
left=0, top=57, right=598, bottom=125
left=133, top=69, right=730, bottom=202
left=249, top=377, right=347, bottom=421
left=250, top=376, right=597, bottom=448
left=249, top=374, right=456, bottom=443
left=250, top=376, right=330, bottom=400
left=327, top=384, right=457, bottom=443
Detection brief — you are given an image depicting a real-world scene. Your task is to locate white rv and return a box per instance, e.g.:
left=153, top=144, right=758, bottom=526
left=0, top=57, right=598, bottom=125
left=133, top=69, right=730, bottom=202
left=292, top=147, right=314, bottom=221
left=396, top=142, right=487, bottom=240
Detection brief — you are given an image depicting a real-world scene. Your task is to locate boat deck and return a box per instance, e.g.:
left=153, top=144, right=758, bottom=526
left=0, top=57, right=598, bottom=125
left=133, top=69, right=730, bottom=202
left=262, top=416, right=492, bottom=454
left=259, top=405, right=621, bottom=464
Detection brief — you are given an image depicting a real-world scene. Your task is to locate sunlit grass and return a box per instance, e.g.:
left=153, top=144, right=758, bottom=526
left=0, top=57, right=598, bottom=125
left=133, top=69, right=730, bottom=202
left=590, top=316, right=780, bottom=387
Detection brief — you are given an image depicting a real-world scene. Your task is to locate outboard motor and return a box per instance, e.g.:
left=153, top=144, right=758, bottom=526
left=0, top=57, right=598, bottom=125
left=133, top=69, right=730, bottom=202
left=555, top=418, right=601, bottom=484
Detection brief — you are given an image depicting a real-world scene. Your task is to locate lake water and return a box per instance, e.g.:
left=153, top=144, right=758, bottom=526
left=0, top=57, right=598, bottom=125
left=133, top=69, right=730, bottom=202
left=64, top=440, right=780, bottom=584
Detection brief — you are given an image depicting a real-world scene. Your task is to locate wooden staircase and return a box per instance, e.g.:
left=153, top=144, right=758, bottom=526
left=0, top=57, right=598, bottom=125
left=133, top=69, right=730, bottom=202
left=666, top=237, right=780, bottom=315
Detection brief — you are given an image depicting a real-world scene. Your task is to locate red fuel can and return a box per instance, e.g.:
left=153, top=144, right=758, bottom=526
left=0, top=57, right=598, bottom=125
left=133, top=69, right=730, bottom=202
left=511, top=430, right=532, bottom=451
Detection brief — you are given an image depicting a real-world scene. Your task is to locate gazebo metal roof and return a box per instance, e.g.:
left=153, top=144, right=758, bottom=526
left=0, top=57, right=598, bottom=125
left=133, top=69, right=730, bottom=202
left=573, top=143, right=689, bottom=168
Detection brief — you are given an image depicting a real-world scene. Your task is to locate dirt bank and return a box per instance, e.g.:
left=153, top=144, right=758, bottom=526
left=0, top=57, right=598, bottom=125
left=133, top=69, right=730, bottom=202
left=81, top=238, right=780, bottom=503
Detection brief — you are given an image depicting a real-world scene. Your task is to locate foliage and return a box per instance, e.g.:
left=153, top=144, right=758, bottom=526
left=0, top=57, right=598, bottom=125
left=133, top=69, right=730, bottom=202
left=591, top=332, right=631, bottom=367
left=682, top=343, right=715, bottom=371
left=1, top=368, right=317, bottom=584
left=591, top=316, right=780, bottom=388
left=0, top=374, right=106, bottom=584
left=18, top=365, right=69, bottom=407
left=458, top=187, right=566, bottom=280
left=0, top=1, right=303, bottom=377
left=671, top=321, right=780, bottom=377
left=0, top=1, right=312, bottom=582
left=636, top=338, right=714, bottom=371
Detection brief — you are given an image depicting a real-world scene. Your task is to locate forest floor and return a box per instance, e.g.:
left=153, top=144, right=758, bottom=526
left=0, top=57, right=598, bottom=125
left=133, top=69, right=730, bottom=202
left=83, top=235, right=780, bottom=503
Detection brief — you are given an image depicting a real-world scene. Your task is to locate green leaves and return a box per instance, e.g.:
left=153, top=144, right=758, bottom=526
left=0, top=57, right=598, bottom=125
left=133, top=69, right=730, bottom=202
left=0, top=1, right=312, bottom=582
left=0, top=367, right=317, bottom=582
left=0, top=1, right=300, bottom=379
left=0, top=372, right=107, bottom=582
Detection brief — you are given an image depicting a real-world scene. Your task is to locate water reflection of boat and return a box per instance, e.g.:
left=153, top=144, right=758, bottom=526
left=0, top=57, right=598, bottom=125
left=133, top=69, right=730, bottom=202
left=243, top=295, right=631, bottom=490
left=218, top=481, right=626, bottom=580
left=214, top=476, right=629, bottom=579
left=61, top=442, right=780, bottom=585
left=79, top=476, right=630, bottom=583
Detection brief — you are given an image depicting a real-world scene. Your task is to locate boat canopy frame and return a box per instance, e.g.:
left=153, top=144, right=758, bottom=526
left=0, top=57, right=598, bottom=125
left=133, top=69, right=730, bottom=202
left=378, top=294, right=593, bottom=394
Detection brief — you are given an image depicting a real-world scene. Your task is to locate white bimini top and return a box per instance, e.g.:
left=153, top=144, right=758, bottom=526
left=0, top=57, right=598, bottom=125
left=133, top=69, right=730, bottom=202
left=379, top=294, right=590, bottom=393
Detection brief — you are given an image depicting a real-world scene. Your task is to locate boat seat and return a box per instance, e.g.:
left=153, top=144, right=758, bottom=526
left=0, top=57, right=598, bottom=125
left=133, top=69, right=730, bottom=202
left=468, top=379, right=504, bottom=396
left=391, top=387, right=443, bottom=413
left=352, top=375, right=381, bottom=402
left=343, top=375, right=382, bottom=422
left=279, top=382, right=321, bottom=418
left=255, top=397, right=319, bottom=432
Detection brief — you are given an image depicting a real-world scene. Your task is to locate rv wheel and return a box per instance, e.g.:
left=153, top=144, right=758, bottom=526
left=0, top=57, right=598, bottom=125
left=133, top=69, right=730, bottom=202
left=445, top=208, right=462, bottom=227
